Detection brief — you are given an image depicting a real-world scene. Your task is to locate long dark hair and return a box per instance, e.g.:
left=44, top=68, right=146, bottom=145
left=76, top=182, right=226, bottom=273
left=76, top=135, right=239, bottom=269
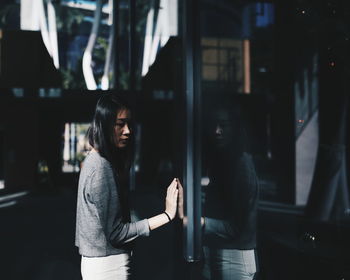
left=87, top=93, right=134, bottom=177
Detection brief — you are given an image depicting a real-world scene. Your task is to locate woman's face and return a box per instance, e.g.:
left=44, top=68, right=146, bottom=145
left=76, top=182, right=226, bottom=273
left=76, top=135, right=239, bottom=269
left=114, top=108, right=132, bottom=149
left=209, top=110, right=233, bottom=149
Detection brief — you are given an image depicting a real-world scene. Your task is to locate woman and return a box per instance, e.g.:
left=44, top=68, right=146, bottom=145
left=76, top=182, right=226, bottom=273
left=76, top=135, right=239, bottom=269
left=200, top=104, right=259, bottom=280
left=75, top=93, right=178, bottom=280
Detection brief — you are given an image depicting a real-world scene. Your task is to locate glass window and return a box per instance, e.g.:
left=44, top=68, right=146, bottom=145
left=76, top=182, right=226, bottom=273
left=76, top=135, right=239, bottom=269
left=0, top=0, right=178, bottom=90
left=1, top=0, right=112, bottom=89
left=200, top=1, right=279, bottom=205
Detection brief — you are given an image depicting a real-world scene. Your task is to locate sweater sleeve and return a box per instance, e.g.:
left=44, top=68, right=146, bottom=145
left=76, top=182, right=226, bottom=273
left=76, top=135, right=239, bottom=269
left=204, top=217, right=237, bottom=239
left=87, top=165, right=150, bottom=248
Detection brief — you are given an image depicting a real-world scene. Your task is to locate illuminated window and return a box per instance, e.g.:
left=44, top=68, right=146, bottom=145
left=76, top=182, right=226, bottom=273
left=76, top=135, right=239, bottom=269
left=202, top=38, right=244, bottom=92
left=62, top=123, right=90, bottom=173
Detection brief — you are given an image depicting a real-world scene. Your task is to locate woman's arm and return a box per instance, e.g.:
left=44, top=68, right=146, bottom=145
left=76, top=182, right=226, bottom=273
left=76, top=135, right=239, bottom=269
left=87, top=166, right=150, bottom=246
left=108, top=177, right=179, bottom=246
left=148, top=178, right=179, bottom=230
left=176, top=154, right=258, bottom=240
left=87, top=162, right=178, bottom=247
left=202, top=154, right=259, bottom=239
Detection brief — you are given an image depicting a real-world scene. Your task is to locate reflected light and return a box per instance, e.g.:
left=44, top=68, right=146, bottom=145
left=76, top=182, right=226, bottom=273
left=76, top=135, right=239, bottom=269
left=83, top=50, right=98, bottom=90
left=201, top=177, right=210, bottom=186
left=0, top=201, right=17, bottom=209
left=243, top=39, right=251, bottom=94
left=101, top=76, right=109, bottom=90
left=0, top=191, right=29, bottom=202
left=142, top=0, right=178, bottom=76
left=82, top=0, right=103, bottom=90
left=141, top=8, right=155, bottom=76
left=47, top=0, right=59, bottom=68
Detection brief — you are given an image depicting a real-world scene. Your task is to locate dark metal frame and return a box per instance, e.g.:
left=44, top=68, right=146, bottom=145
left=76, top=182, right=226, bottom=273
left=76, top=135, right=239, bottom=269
left=182, top=0, right=202, bottom=262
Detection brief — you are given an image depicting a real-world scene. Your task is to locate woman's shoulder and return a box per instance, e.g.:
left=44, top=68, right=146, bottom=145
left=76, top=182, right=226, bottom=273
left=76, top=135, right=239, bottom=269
left=237, top=152, right=256, bottom=173
left=238, top=152, right=253, bottom=164
left=81, top=150, right=113, bottom=175
left=79, top=151, right=116, bottom=194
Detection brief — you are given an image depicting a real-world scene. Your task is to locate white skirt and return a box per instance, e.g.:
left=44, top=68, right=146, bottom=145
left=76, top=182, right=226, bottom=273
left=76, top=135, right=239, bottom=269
left=81, top=253, right=131, bottom=280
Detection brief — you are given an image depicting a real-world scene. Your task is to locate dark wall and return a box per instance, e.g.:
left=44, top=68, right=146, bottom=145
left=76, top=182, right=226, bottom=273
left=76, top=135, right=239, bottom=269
left=0, top=93, right=99, bottom=193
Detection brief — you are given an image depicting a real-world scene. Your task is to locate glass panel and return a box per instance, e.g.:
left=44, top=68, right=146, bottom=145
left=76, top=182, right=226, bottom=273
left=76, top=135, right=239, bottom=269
left=0, top=0, right=112, bottom=89
left=200, top=1, right=277, bottom=202
left=199, top=1, right=273, bottom=279
left=137, top=0, right=178, bottom=87
left=0, top=0, right=178, bottom=90
left=56, top=0, right=112, bottom=89
left=198, top=1, right=350, bottom=280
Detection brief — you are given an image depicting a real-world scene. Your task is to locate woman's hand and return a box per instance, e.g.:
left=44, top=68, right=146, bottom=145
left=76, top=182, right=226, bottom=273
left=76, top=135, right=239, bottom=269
left=165, top=178, right=179, bottom=220
left=177, top=179, right=184, bottom=219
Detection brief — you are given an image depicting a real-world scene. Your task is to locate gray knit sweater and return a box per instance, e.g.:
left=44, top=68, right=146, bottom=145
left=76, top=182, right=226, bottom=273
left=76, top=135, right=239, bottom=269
left=75, top=150, right=150, bottom=257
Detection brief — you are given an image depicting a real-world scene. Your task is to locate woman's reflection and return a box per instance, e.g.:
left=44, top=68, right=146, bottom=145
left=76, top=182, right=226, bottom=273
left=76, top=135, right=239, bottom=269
left=201, top=104, right=259, bottom=280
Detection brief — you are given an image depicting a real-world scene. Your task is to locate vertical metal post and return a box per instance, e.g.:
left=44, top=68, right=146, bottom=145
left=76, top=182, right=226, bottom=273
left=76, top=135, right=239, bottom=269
left=182, top=0, right=202, bottom=262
